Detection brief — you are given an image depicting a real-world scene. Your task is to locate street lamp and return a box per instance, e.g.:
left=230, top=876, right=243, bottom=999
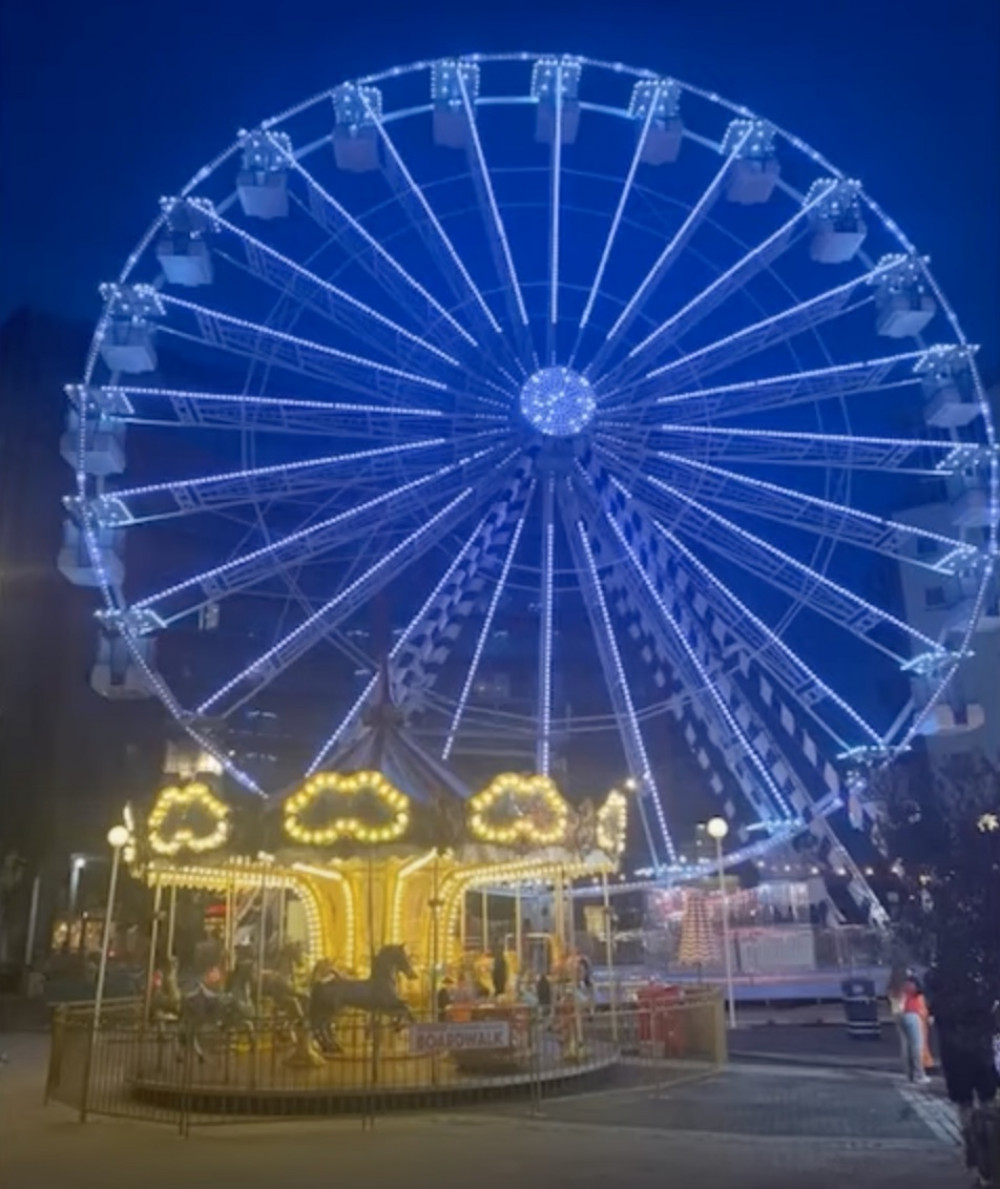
left=706, top=817, right=736, bottom=1030
left=93, top=825, right=130, bottom=1027
left=68, top=855, right=87, bottom=921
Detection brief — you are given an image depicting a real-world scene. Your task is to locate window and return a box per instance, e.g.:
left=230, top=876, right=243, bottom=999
left=924, top=586, right=946, bottom=609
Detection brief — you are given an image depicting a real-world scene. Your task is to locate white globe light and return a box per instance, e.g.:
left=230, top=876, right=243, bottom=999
left=107, top=824, right=130, bottom=849
left=706, top=816, right=729, bottom=841
left=519, top=367, right=596, bottom=437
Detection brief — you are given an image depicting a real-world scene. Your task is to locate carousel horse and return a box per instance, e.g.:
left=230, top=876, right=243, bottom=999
left=175, top=962, right=255, bottom=1062
left=227, top=951, right=310, bottom=1033
left=147, top=955, right=183, bottom=1031
left=309, top=944, right=415, bottom=1053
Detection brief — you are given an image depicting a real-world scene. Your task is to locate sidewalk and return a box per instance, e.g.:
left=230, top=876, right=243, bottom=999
left=730, top=1021, right=903, bottom=1072
left=0, top=1032, right=968, bottom=1189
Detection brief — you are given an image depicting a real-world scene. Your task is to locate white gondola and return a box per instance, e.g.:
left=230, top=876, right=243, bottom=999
left=807, top=180, right=867, bottom=264
left=876, top=289, right=937, bottom=338
left=156, top=234, right=213, bottom=287
left=432, top=60, right=478, bottom=149
left=90, top=635, right=155, bottom=700
left=873, top=256, right=937, bottom=338
left=532, top=57, right=581, bottom=145
left=99, top=320, right=157, bottom=373
left=58, top=519, right=123, bottom=587
left=60, top=413, right=125, bottom=476
left=722, top=119, right=779, bottom=205
left=629, top=79, right=683, bottom=165
left=237, top=131, right=291, bottom=219
left=332, top=84, right=381, bottom=172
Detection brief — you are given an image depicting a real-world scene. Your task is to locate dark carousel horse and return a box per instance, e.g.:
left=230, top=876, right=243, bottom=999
left=164, top=958, right=256, bottom=1062
left=309, top=944, right=415, bottom=1053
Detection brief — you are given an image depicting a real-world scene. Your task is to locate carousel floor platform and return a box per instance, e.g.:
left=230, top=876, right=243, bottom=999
left=129, top=1037, right=620, bottom=1116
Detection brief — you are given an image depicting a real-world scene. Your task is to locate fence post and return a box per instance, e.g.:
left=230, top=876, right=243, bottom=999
left=178, top=1027, right=192, bottom=1136
left=79, top=1010, right=97, bottom=1123
left=713, top=990, right=728, bottom=1066
left=529, top=1009, right=543, bottom=1117
left=44, top=1006, right=65, bottom=1105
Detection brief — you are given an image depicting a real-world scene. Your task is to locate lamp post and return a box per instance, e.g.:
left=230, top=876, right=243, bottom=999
left=94, top=825, right=130, bottom=1027
left=706, top=817, right=736, bottom=1030
left=68, top=855, right=86, bottom=921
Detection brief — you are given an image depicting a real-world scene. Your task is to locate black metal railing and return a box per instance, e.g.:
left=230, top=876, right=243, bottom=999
left=43, top=990, right=726, bottom=1132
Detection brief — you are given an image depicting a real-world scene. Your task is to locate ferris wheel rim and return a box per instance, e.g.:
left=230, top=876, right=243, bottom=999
left=70, top=51, right=996, bottom=874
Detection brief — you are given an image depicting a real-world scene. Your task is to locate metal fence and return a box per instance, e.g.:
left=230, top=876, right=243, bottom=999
left=44, top=989, right=726, bottom=1132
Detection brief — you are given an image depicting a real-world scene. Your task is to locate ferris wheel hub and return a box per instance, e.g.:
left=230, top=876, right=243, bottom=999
left=519, top=366, right=596, bottom=437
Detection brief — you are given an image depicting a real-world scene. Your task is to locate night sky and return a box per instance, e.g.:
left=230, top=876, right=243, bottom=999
left=1, top=0, right=998, bottom=378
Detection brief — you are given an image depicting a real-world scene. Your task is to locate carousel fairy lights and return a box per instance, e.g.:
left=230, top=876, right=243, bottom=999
left=134, top=755, right=628, bottom=1002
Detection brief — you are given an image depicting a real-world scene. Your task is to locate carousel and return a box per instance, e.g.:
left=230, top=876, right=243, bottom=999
left=125, top=708, right=628, bottom=1109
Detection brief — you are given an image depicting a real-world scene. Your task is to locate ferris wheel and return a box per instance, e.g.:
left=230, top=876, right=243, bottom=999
left=61, top=53, right=997, bottom=909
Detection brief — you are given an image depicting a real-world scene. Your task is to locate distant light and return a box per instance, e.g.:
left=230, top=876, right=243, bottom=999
left=519, top=367, right=596, bottom=437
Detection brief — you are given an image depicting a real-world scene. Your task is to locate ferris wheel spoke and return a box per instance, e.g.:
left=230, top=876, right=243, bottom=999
left=656, top=526, right=886, bottom=750
left=536, top=477, right=556, bottom=774
left=199, top=203, right=465, bottom=374
left=441, top=481, right=537, bottom=762
left=599, top=452, right=948, bottom=662
left=624, top=423, right=959, bottom=473
left=455, top=69, right=536, bottom=371
left=81, top=435, right=499, bottom=526
left=623, top=444, right=980, bottom=571
left=612, top=350, right=927, bottom=423
left=194, top=485, right=491, bottom=718
left=545, top=61, right=565, bottom=366
left=573, top=84, right=663, bottom=357
left=310, top=463, right=535, bottom=772
left=557, top=478, right=677, bottom=869
left=358, top=91, right=524, bottom=383
left=602, top=181, right=839, bottom=390
left=269, top=136, right=480, bottom=353
left=598, top=257, right=905, bottom=409
left=155, top=292, right=455, bottom=404
left=582, top=466, right=884, bottom=748
left=83, top=384, right=505, bottom=441
left=122, top=445, right=510, bottom=627
left=584, top=127, right=753, bottom=380
left=584, top=487, right=797, bottom=823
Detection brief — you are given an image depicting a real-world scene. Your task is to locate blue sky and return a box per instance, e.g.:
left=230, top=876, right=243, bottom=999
left=1, top=0, right=997, bottom=375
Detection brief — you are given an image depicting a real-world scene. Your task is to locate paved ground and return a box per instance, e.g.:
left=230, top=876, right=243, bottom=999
left=730, top=1021, right=904, bottom=1071
left=0, top=1033, right=969, bottom=1189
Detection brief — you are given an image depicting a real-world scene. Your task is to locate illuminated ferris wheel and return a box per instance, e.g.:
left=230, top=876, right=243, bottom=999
left=61, top=53, right=997, bottom=912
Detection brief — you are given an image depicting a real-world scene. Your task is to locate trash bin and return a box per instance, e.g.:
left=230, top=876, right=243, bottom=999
left=841, top=977, right=880, bottom=1040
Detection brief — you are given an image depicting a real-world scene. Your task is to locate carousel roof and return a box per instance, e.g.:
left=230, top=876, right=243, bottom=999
left=324, top=686, right=470, bottom=805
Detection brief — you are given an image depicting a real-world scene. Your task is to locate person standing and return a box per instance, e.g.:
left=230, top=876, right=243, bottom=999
left=900, top=972, right=932, bottom=1085
left=887, top=965, right=910, bottom=1076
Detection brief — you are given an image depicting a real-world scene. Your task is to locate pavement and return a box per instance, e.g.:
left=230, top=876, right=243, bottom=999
left=730, top=1018, right=904, bottom=1072
left=0, top=1031, right=971, bottom=1189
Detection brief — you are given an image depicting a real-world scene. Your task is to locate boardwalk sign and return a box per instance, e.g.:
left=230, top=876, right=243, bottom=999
left=409, top=1021, right=511, bottom=1055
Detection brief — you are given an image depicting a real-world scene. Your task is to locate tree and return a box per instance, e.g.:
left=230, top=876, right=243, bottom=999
left=873, top=750, right=1000, bottom=998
